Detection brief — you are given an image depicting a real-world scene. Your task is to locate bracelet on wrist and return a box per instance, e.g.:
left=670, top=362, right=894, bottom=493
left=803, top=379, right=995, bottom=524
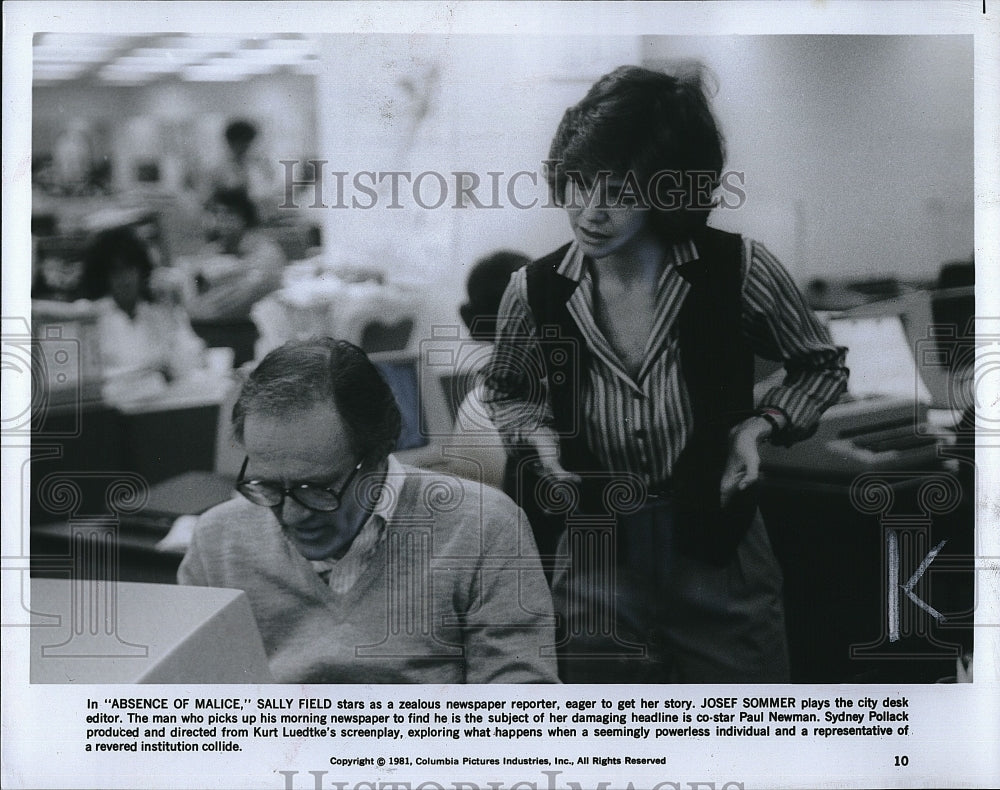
left=758, top=408, right=785, bottom=434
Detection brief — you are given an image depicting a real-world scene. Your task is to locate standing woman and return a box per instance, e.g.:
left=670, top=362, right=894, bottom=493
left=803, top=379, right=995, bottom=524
left=483, top=66, right=849, bottom=683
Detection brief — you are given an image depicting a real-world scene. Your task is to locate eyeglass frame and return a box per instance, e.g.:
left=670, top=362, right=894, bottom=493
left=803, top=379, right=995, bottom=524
left=235, top=456, right=365, bottom=512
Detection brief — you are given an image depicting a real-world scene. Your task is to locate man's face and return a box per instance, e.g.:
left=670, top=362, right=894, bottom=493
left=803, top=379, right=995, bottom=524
left=242, top=402, right=370, bottom=561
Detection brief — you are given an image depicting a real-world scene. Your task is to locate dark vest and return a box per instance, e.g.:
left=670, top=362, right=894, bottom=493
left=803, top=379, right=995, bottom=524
left=507, top=226, right=757, bottom=566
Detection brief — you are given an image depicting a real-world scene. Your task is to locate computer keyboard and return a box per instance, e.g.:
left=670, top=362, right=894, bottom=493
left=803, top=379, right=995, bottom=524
left=850, top=430, right=939, bottom=454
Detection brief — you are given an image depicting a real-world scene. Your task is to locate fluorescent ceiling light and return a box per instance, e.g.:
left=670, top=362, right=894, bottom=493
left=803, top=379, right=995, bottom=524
left=35, top=33, right=130, bottom=49
left=31, top=33, right=320, bottom=84
left=98, top=72, right=157, bottom=85
left=33, top=45, right=119, bottom=64
left=98, top=63, right=161, bottom=79
left=159, top=35, right=247, bottom=52
left=33, top=63, right=88, bottom=79
left=233, top=48, right=312, bottom=64
left=179, top=65, right=250, bottom=82
left=104, top=59, right=179, bottom=74
left=200, top=56, right=276, bottom=75
left=264, top=38, right=316, bottom=52
left=128, top=48, right=205, bottom=65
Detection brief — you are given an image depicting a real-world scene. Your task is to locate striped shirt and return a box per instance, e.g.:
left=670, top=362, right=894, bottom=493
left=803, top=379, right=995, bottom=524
left=482, top=237, right=848, bottom=490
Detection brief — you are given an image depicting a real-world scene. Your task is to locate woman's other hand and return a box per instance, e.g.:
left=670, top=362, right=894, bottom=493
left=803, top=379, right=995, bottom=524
left=527, top=427, right=583, bottom=484
left=719, top=416, right=774, bottom=508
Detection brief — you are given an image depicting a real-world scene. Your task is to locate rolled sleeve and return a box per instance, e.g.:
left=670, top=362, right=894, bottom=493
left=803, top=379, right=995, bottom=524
left=743, top=242, right=849, bottom=444
left=481, top=268, right=556, bottom=450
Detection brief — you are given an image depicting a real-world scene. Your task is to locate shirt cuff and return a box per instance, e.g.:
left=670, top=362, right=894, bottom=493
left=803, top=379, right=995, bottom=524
left=756, top=397, right=800, bottom=445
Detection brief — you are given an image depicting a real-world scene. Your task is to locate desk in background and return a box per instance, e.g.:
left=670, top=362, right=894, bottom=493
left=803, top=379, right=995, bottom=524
left=759, top=421, right=974, bottom=684
left=30, top=386, right=229, bottom=584
left=31, top=397, right=221, bottom=520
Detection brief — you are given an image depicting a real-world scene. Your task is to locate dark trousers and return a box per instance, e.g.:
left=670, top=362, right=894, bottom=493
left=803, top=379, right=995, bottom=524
left=551, top=497, right=790, bottom=683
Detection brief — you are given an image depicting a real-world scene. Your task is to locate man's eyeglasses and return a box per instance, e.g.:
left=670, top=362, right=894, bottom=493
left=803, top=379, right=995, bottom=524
left=235, top=457, right=364, bottom=512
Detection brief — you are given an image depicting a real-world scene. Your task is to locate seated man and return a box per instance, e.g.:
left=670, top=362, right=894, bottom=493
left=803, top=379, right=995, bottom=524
left=178, top=337, right=559, bottom=684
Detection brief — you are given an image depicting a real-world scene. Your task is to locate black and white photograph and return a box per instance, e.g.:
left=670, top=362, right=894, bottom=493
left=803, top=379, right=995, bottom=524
left=3, top=2, right=998, bottom=789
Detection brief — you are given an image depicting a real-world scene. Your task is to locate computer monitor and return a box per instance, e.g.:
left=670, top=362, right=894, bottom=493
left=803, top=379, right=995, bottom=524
left=372, top=353, right=430, bottom=452
left=413, top=327, right=492, bottom=437
left=29, top=578, right=274, bottom=683
left=826, top=313, right=933, bottom=404
left=830, top=288, right=972, bottom=411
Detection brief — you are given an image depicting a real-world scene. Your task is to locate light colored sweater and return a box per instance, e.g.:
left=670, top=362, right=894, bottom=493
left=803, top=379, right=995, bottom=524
left=177, top=463, right=559, bottom=684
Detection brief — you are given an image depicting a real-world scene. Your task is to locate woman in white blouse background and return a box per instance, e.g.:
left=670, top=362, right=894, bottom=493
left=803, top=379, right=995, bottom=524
left=82, top=225, right=206, bottom=399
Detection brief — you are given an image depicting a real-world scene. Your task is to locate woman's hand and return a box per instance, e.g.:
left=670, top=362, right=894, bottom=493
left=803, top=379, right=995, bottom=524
left=719, top=416, right=773, bottom=508
left=527, top=427, right=582, bottom=484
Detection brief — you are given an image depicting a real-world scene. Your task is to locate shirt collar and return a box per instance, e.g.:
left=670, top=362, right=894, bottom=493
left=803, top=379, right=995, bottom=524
left=306, top=454, right=404, bottom=580
left=556, top=239, right=701, bottom=283
left=371, top=453, right=404, bottom=524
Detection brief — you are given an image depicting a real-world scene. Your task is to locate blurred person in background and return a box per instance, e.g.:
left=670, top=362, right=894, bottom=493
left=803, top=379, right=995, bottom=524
left=82, top=225, right=205, bottom=394
left=445, top=250, right=530, bottom=493
left=206, top=119, right=281, bottom=223
left=32, top=236, right=86, bottom=302
left=185, top=186, right=286, bottom=323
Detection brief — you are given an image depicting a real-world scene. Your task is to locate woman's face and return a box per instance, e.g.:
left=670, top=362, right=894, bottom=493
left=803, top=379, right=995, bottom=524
left=563, top=175, right=653, bottom=260
left=41, top=257, right=84, bottom=293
